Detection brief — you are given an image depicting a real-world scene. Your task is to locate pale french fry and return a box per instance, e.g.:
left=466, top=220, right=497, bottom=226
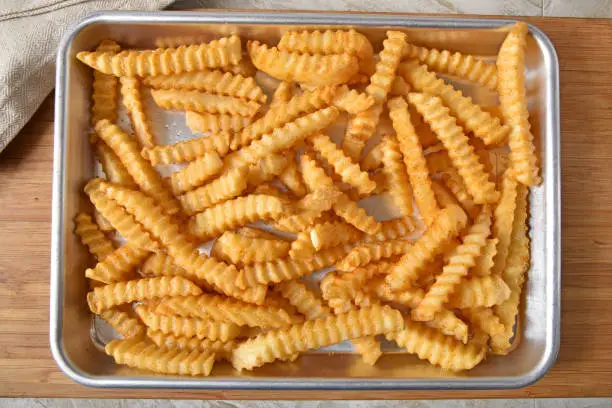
left=141, top=132, right=232, bottom=165
left=231, top=304, right=404, bottom=371
left=247, top=41, right=359, bottom=86
left=178, top=167, right=249, bottom=215
left=246, top=154, right=291, bottom=188
left=106, top=338, right=216, bottom=376
left=85, top=244, right=149, bottom=284
left=309, top=133, right=375, bottom=195
left=277, top=159, right=307, bottom=198
left=330, top=85, right=376, bottom=114
left=362, top=217, right=415, bottom=243
left=407, top=92, right=499, bottom=204
left=385, top=317, right=486, bottom=371
left=336, top=240, right=412, bottom=272
left=168, top=151, right=224, bottom=195
left=156, top=294, right=301, bottom=328
left=77, top=36, right=242, bottom=76
left=151, top=89, right=260, bottom=117
left=402, top=44, right=498, bottom=91
left=423, top=309, right=469, bottom=344
left=448, top=275, right=511, bottom=309
left=213, top=231, right=291, bottom=264
left=462, top=307, right=505, bottom=337
left=412, top=206, right=492, bottom=321
left=270, top=81, right=294, bottom=110
left=491, top=170, right=519, bottom=276
left=471, top=238, right=498, bottom=276
left=386, top=205, right=468, bottom=291
left=497, top=22, right=540, bottom=186
left=388, top=96, right=439, bottom=226
left=235, top=226, right=283, bottom=240
left=381, top=136, right=414, bottom=217
left=120, top=76, right=155, bottom=148
left=400, top=62, right=509, bottom=146
left=143, top=70, right=266, bottom=103
left=187, top=194, right=287, bottom=240
left=361, top=142, right=384, bottom=171
left=274, top=280, right=331, bottom=320
left=94, top=141, right=137, bottom=188
left=366, top=31, right=407, bottom=102
left=147, top=329, right=236, bottom=360
left=87, top=276, right=202, bottom=313
left=342, top=104, right=382, bottom=161
left=95, top=120, right=180, bottom=215
left=90, top=40, right=120, bottom=128
left=73, top=212, right=115, bottom=261
left=185, top=111, right=251, bottom=134
left=310, top=220, right=363, bottom=251
left=98, top=308, right=146, bottom=339
left=491, top=183, right=530, bottom=354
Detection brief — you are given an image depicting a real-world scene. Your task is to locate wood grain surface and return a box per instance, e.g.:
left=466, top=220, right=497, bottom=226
left=0, top=12, right=610, bottom=399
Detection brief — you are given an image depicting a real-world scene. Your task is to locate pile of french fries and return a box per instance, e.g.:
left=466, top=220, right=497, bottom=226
left=74, top=22, right=536, bottom=376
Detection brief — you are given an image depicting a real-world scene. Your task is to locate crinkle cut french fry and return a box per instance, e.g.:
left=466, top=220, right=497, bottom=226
left=277, top=29, right=373, bottom=64
left=278, top=159, right=307, bottom=198
left=448, top=275, right=511, bottom=309
left=385, top=317, right=486, bottom=371
left=168, top=151, right=224, bottom=195
left=365, top=31, right=407, bottom=103
left=274, top=280, right=331, bottom=320
left=361, top=142, right=384, bottom=171
left=94, top=210, right=114, bottom=233
left=231, top=304, right=404, bottom=371
left=235, top=226, right=282, bottom=240
left=99, top=308, right=147, bottom=339
left=273, top=187, right=340, bottom=232
left=310, top=220, right=363, bottom=251
left=106, top=337, right=216, bottom=376
left=491, top=170, right=519, bottom=276
left=156, top=293, right=301, bottom=328
left=141, top=132, right=232, bottom=166
left=94, top=141, right=137, bottom=188
left=178, top=167, right=248, bottom=215
left=491, top=183, right=530, bottom=354
left=386, top=205, right=468, bottom=291
left=381, top=136, right=414, bottom=217
left=77, top=36, right=242, bottom=76
left=85, top=244, right=149, bottom=284
left=342, top=104, right=383, bottom=161
left=95, top=120, right=180, bottom=215
left=120, top=76, right=155, bottom=148
left=84, top=179, right=161, bottom=252
left=247, top=41, right=359, bottom=86
left=362, top=217, right=415, bottom=243
left=309, top=133, right=375, bottom=195
left=151, top=89, right=260, bottom=117
left=412, top=206, right=492, bottom=321
left=185, top=111, right=251, bottom=134
left=336, top=240, right=412, bottom=272
left=330, top=85, right=376, bottom=115
left=270, top=81, right=294, bottom=109
left=73, top=212, right=115, bottom=261
left=462, top=307, right=505, bottom=337
left=143, top=70, right=266, bottom=103
left=90, top=40, right=120, bottom=129
left=219, top=58, right=257, bottom=77
left=497, top=22, right=540, bottom=186
left=213, top=231, right=290, bottom=264
left=431, top=179, right=461, bottom=208
left=400, top=62, right=509, bottom=146
left=388, top=96, right=439, bottom=226
left=100, top=182, right=267, bottom=305
left=289, top=230, right=317, bottom=260
left=402, top=43, right=498, bottom=91
left=147, top=329, right=236, bottom=360
left=87, top=276, right=202, bottom=313
left=442, top=170, right=481, bottom=220
left=187, top=194, right=287, bottom=240
left=246, top=154, right=291, bottom=188
left=407, top=92, right=499, bottom=204
left=471, top=238, right=498, bottom=276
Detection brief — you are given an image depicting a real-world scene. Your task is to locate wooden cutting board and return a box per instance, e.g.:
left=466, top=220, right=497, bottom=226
left=0, top=11, right=610, bottom=400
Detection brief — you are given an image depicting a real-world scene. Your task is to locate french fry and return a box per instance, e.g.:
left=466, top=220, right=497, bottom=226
left=168, top=151, right=224, bottom=195
left=412, top=206, right=492, bottom=321
left=220, top=58, right=257, bottom=77
left=235, top=226, right=282, bottom=240
left=95, top=120, right=180, bottom=215
left=389, top=75, right=412, bottom=96
left=289, top=230, right=318, bottom=260
left=385, top=317, right=486, bottom=371
left=491, top=170, right=519, bottom=276
left=407, top=92, right=499, bottom=204
left=330, top=85, right=376, bottom=114
left=85, top=244, right=149, bottom=284
left=400, top=62, right=509, bottom=146
left=246, top=154, right=291, bottom=188
left=342, top=104, right=383, bottom=161
left=442, top=170, right=482, bottom=219
left=77, top=36, right=242, bottom=76
left=310, top=220, right=363, bottom=251
left=141, top=132, right=232, bottom=165
left=141, top=253, right=188, bottom=276
left=366, top=31, right=407, bottom=102
left=462, top=307, right=505, bottom=337
left=491, top=183, right=530, bottom=354
left=402, top=44, right=498, bottom=91
left=143, top=70, right=266, bottom=103
left=362, top=217, right=415, bottom=242
left=431, top=179, right=460, bottom=208
left=309, top=133, right=375, bottom=195
left=178, top=167, right=249, bottom=215
left=98, top=308, right=146, bottom=339
left=156, top=294, right=301, bottom=328
left=187, top=194, right=287, bottom=240
left=386, top=205, right=468, bottom=291
left=94, top=210, right=114, bottom=232
left=90, top=40, right=120, bottom=129
left=106, top=338, right=216, bottom=376
left=87, top=276, right=202, bottom=313
left=247, top=41, right=359, bottom=86
left=336, top=240, right=412, bottom=272
left=120, top=76, right=155, bottom=148
left=94, top=141, right=137, bottom=188
left=147, top=329, right=236, bottom=360
left=73, top=212, right=115, bottom=261
left=361, top=142, right=384, bottom=171
left=135, top=306, right=241, bottom=341
left=213, top=231, right=291, bottom=264
left=388, top=96, right=439, bottom=226
left=185, top=111, right=251, bottom=134
left=497, top=22, right=540, bottom=186
left=471, top=238, right=498, bottom=276
left=151, top=89, right=260, bottom=117
left=277, top=159, right=307, bottom=198
left=381, top=136, right=414, bottom=217
left=270, top=81, right=294, bottom=110
left=274, top=280, right=331, bottom=320
left=448, top=275, right=511, bottom=309
left=231, top=304, right=404, bottom=371
left=273, top=187, right=340, bottom=233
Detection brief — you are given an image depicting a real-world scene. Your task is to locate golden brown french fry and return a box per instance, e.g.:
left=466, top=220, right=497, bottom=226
left=141, top=132, right=232, bottom=165
left=151, top=89, right=261, bottom=117
left=120, top=76, right=155, bottom=148
left=73, top=212, right=115, bottom=261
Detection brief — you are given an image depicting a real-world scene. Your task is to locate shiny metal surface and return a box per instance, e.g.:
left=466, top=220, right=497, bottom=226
left=50, top=11, right=561, bottom=390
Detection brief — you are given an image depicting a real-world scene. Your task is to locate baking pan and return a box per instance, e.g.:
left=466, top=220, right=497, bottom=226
left=50, top=10, right=561, bottom=390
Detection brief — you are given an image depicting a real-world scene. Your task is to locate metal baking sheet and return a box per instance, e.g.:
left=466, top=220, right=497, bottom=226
left=50, top=10, right=561, bottom=390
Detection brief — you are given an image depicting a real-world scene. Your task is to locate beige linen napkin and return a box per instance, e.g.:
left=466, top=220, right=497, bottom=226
left=0, top=0, right=173, bottom=153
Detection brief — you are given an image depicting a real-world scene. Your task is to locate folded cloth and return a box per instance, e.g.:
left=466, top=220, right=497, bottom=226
left=0, top=0, right=173, bottom=153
